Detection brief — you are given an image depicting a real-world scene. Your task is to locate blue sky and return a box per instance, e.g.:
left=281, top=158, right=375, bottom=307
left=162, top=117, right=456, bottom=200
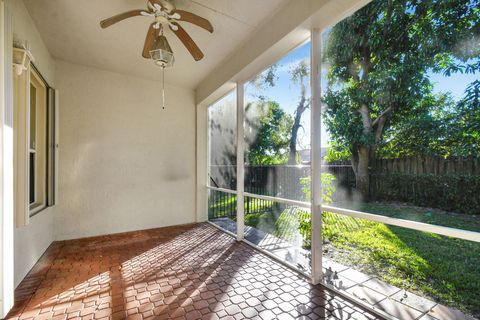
left=245, top=41, right=479, bottom=148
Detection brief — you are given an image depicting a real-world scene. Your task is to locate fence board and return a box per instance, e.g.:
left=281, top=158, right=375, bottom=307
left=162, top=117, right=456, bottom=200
left=371, top=156, right=479, bottom=175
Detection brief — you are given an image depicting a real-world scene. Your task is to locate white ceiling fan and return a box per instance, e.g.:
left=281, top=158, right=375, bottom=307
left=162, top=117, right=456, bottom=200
left=100, top=0, right=214, bottom=61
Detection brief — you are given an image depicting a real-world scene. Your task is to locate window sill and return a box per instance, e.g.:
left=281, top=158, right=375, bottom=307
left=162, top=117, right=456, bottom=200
left=29, top=203, right=47, bottom=217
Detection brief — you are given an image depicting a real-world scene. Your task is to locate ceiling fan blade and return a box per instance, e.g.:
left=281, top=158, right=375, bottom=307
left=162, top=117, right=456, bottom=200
left=170, top=22, right=204, bottom=61
left=174, top=10, right=213, bottom=33
left=142, top=23, right=159, bottom=58
left=100, top=9, right=144, bottom=29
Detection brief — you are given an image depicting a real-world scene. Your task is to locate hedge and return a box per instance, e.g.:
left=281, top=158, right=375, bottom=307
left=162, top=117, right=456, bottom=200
left=370, top=173, right=480, bottom=215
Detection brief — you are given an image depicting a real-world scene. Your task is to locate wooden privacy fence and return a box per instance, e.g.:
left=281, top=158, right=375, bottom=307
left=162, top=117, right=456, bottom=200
left=371, top=156, right=480, bottom=214
left=371, top=156, right=480, bottom=175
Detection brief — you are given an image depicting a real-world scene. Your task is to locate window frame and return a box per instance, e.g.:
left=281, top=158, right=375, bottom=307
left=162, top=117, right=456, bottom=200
left=29, top=64, right=56, bottom=217
left=28, top=66, right=48, bottom=215
left=12, top=61, right=56, bottom=220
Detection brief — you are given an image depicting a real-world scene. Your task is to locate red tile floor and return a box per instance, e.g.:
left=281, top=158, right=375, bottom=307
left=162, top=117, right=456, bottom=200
left=6, top=223, right=383, bottom=320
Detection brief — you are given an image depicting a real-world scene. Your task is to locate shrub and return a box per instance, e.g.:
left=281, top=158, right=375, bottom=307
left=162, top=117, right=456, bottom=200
left=370, top=173, right=480, bottom=214
left=299, top=173, right=337, bottom=203
left=297, top=173, right=337, bottom=248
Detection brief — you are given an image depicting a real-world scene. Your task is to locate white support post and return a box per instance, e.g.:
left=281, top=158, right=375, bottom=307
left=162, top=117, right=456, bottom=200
left=311, top=28, right=323, bottom=284
left=0, top=2, right=5, bottom=315
left=236, top=83, right=245, bottom=241
left=199, top=103, right=210, bottom=223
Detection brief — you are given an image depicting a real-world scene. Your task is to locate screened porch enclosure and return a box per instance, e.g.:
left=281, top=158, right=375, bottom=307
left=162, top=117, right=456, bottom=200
left=205, top=2, right=480, bottom=318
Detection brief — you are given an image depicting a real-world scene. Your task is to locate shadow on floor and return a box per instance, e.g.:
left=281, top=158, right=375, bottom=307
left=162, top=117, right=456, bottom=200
left=6, top=223, right=380, bottom=320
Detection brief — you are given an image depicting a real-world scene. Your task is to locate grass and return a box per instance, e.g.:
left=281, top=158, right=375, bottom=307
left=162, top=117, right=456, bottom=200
left=209, top=193, right=480, bottom=317
left=208, top=192, right=237, bottom=218
left=322, top=202, right=480, bottom=318
left=340, top=201, right=480, bottom=232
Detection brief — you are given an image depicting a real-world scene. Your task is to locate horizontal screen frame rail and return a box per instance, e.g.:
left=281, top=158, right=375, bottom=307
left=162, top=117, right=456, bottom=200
left=323, top=205, right=480, bottom=243
left=206, top=186, right=480, bottom=243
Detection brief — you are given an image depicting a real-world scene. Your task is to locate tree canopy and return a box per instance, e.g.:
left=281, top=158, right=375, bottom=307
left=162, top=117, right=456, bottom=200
left=245, top=101, right=293, bottom=165
left=246, top=60, right=310, bottom=165
left=323, top=0, right=480, bottom=196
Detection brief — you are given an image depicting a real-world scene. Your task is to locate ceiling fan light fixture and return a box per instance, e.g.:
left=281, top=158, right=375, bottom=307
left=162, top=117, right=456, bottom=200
left=149, top=34, right=174, bottom=68
left=149, top=31, right=174, bottom=110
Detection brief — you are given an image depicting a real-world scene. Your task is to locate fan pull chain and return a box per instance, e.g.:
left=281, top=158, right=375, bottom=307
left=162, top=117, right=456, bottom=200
left=161, top=66, right=166, bottom=110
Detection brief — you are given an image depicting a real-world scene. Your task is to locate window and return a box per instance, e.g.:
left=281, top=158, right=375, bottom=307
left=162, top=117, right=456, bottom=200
left=14, top=64, right=56, bottom=221
left=28, top=69, right=48, bottom=214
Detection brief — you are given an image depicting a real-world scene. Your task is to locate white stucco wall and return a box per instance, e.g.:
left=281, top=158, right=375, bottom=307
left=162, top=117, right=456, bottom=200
left=5, top=0, right=56, bottom=288
left=6, top=0, right=196, bottom=292
left=54, top=61, right=196, bottom=240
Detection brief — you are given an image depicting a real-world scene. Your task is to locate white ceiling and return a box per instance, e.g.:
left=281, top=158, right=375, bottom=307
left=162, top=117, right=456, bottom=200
left=23, top=0, right=289, bottom=89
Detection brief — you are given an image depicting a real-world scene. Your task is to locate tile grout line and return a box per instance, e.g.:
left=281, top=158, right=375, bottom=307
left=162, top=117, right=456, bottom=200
left=208, top=221, right=390, bottom=320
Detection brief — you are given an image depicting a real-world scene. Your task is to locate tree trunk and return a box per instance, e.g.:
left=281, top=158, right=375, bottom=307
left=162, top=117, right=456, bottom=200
left=288, top=92, right=308, bottom=165
left=351, top=104, right=373, bottom=199
left=351, top=146, right=370, bottom=200
left=288, top=112, right=300, bottom=165
left=356, top=146, right=370, bottom=200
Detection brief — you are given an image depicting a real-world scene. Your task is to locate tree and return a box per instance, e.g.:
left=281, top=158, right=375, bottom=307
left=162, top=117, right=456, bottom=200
left=323, top=0, right=480, bottom=197
left=249, top=61, right=311, bottom=165
left=245, top=101, right=293, bottom=165
left=288, top=60, right=310, bottom=164
left=378, top=92, right=455, bottom=158
left=450, top=80, right=480, bottom=155
left=378, top=90, right=480, bottom=158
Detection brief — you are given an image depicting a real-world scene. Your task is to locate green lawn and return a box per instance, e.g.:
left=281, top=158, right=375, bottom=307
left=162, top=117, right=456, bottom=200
left=322, top=202, right=480, bottom=317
